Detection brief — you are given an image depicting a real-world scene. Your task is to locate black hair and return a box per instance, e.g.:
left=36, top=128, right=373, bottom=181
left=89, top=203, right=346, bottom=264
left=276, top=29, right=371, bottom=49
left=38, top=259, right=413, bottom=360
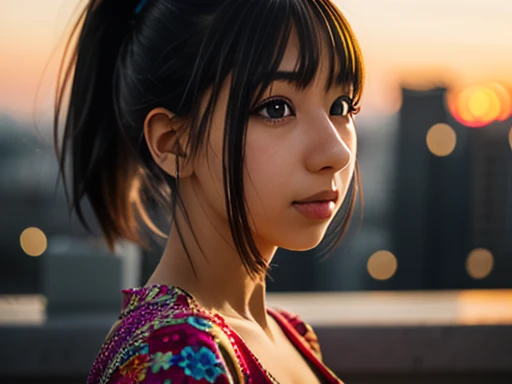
left=54, top=0, right=365, bottom=279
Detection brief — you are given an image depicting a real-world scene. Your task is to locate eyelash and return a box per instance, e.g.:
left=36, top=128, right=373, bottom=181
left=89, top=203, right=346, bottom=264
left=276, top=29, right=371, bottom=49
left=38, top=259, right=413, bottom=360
left=253, top=96, right=358, bottom=125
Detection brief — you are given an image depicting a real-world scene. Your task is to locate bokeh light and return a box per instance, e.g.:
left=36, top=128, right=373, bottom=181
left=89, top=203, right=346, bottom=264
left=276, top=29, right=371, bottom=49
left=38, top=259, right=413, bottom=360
left=509, top=126, right=512, bottom=151
left=367, top=250, right=398, bottom=281
left=447, top=83, right=512, bottom=128
left=487, top=82, right=512, bottom=121
left=466, top=248, right=494, bottom=280
left=426, top=123, right=457, bottom=157
left=20, top=227, right=47, bottom=257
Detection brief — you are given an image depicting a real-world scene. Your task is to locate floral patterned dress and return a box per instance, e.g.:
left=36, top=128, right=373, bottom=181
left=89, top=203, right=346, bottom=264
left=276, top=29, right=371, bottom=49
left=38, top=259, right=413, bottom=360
left=87, top=285, right=343, bottom=383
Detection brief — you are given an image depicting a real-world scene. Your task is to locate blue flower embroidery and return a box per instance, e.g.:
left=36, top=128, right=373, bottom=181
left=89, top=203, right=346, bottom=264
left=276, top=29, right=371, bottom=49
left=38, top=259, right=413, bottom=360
left=178, top=346, right=225, bottom=383
left=187, top=316, right=212, bottom=331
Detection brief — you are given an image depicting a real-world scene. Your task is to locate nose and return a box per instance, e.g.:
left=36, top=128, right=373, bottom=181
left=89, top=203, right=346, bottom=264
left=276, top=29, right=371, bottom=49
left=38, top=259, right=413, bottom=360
left=304, top=114, right=353, bottom=174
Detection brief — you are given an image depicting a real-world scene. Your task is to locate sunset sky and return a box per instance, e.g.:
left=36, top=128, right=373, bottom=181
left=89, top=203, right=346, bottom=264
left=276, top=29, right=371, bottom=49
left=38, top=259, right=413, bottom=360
left=1, top=0, right=511, bottom=121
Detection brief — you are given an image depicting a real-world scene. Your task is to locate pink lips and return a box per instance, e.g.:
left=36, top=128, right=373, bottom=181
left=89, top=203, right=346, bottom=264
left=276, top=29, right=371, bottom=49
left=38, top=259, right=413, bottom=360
left=292, top=190, right=339, bottom=220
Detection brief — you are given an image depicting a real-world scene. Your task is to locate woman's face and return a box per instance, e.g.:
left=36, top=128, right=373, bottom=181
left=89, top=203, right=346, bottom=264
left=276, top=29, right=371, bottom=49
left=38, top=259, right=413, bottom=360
left=190, top=31, right=357, bottom=254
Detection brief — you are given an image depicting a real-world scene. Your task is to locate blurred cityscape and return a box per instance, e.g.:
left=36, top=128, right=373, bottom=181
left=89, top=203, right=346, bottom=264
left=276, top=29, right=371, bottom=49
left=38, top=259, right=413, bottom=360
left=2, top=85, right=512, bottom=384
left=1, top=1, right=512, bottom=382
left=1, top=85, right=511, bottom=295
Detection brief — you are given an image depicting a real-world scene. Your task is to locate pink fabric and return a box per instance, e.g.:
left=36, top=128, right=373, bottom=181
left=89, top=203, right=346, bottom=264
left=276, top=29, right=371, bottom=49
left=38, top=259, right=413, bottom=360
left=86, top=285, right=343, bottom=383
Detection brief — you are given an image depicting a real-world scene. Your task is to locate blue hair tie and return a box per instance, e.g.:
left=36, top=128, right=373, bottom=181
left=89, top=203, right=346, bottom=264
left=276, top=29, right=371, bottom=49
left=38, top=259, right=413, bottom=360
left=134, top=0, right=148, bottom=15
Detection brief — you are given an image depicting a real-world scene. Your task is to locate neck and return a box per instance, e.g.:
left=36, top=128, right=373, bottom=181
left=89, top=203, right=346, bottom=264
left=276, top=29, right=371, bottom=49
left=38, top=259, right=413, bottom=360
left=146, top=179, right=278, bottom=329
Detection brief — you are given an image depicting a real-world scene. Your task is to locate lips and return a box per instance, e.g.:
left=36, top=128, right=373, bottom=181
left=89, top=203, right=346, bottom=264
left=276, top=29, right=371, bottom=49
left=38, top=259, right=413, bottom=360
left=293, top=190, right=339, bottom=204
left=292, top=190, right=339, bottom=220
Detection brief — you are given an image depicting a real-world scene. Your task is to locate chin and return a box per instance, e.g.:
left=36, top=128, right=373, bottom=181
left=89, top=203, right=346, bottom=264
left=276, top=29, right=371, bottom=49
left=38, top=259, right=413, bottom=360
left=277, top=230, right=328, bottom=251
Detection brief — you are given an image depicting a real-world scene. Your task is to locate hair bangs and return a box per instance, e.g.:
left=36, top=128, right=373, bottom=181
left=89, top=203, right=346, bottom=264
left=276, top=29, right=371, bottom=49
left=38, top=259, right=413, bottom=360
left=243, top=0, right=364, bottom=108
left=188, top=0, right=366, bottom=277
left=318, top=0, right=365, bottom=105
left=269, top=0, right=366, bottom=105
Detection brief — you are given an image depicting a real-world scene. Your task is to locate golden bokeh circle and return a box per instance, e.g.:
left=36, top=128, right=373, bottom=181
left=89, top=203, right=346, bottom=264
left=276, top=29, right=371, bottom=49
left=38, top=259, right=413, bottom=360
left=467, top=88, right=492, bottom=118
left=447, top=84, right=507, bottom=127
left=466, top=248, right=494, bottom=280
left=20, top=227, right=47, bottom=257
left=453, top=87, right=476, bottom=123
left=367, top=250, right=398, bottom=281
left=426, top=123, right=457, bottom=157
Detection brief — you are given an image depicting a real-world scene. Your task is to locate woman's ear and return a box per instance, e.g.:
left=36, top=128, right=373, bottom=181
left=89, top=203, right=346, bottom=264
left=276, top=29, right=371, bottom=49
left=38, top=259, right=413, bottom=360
left=143, top=107, right=193, bottom=178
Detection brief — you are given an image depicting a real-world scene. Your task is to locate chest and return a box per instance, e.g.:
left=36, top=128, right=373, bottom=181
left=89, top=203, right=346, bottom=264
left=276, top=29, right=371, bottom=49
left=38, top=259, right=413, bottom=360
left=249, top=342, right=323, bottom=384
left=231, top=323, right=323, bottom=384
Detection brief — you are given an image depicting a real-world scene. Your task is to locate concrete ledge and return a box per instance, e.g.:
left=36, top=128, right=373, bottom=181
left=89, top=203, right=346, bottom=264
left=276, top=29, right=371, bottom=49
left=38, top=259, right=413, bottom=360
left=1, top=319, right=511, bottom=376
left=316, top=324, right=512, bottom=374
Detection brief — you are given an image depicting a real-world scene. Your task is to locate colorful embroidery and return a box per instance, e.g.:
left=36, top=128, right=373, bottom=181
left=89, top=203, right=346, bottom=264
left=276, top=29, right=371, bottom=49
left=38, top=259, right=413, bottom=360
left=118, top=354, right=149, bottom=381
left=151, top=351, right=174, bottom=373
left=188, top=316, right=213, bottom=331
left=178, top=346, right=226, bottom=382
left=277, top=309, right=323, bottom=360
left=87, top=285, right=343, bottom=384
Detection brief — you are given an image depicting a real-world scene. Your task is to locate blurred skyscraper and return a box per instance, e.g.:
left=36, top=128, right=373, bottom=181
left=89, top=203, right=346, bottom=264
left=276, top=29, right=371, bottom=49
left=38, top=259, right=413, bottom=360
left=466, top=119, right=512, bottom=287
left=391, top=88, right=512, bottom=289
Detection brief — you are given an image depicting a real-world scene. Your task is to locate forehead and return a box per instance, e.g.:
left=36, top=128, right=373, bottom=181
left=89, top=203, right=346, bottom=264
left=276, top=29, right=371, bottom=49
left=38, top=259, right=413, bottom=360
left=278, top=30, right=301, bottom=72
left=277, top=28, right=347, bottom=92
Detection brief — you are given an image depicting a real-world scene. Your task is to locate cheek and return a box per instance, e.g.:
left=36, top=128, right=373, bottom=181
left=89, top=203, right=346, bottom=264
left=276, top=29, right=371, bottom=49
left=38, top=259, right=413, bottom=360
left=245, top=140, right=281, bottom=183
left=243, top=131, right=291, bottom=223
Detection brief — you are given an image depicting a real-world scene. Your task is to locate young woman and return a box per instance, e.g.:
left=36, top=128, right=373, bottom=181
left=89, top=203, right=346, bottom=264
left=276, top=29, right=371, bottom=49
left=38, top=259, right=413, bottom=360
left=54, top=0, right=364, bottom=382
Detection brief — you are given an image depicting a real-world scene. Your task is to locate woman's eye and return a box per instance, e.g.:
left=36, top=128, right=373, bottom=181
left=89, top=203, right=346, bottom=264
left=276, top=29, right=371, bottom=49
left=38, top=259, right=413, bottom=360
left=330, top=96, right=353, bottom=117
left=257, top=99, right=294, bottom=120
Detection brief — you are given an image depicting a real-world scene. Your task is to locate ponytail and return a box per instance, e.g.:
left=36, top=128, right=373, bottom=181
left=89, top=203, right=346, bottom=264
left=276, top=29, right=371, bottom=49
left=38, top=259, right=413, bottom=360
left=54, top=0, right=153, bottom=251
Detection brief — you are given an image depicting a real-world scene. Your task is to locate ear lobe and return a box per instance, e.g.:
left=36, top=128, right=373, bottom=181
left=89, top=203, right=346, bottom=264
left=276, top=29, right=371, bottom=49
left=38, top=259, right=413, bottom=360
left=143, top=107, right=193, bottom=179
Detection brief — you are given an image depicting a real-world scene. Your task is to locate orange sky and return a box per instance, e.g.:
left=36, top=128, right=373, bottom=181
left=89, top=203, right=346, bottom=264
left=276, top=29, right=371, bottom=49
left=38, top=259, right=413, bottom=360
left=1, top=0, right=511, bottom=121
